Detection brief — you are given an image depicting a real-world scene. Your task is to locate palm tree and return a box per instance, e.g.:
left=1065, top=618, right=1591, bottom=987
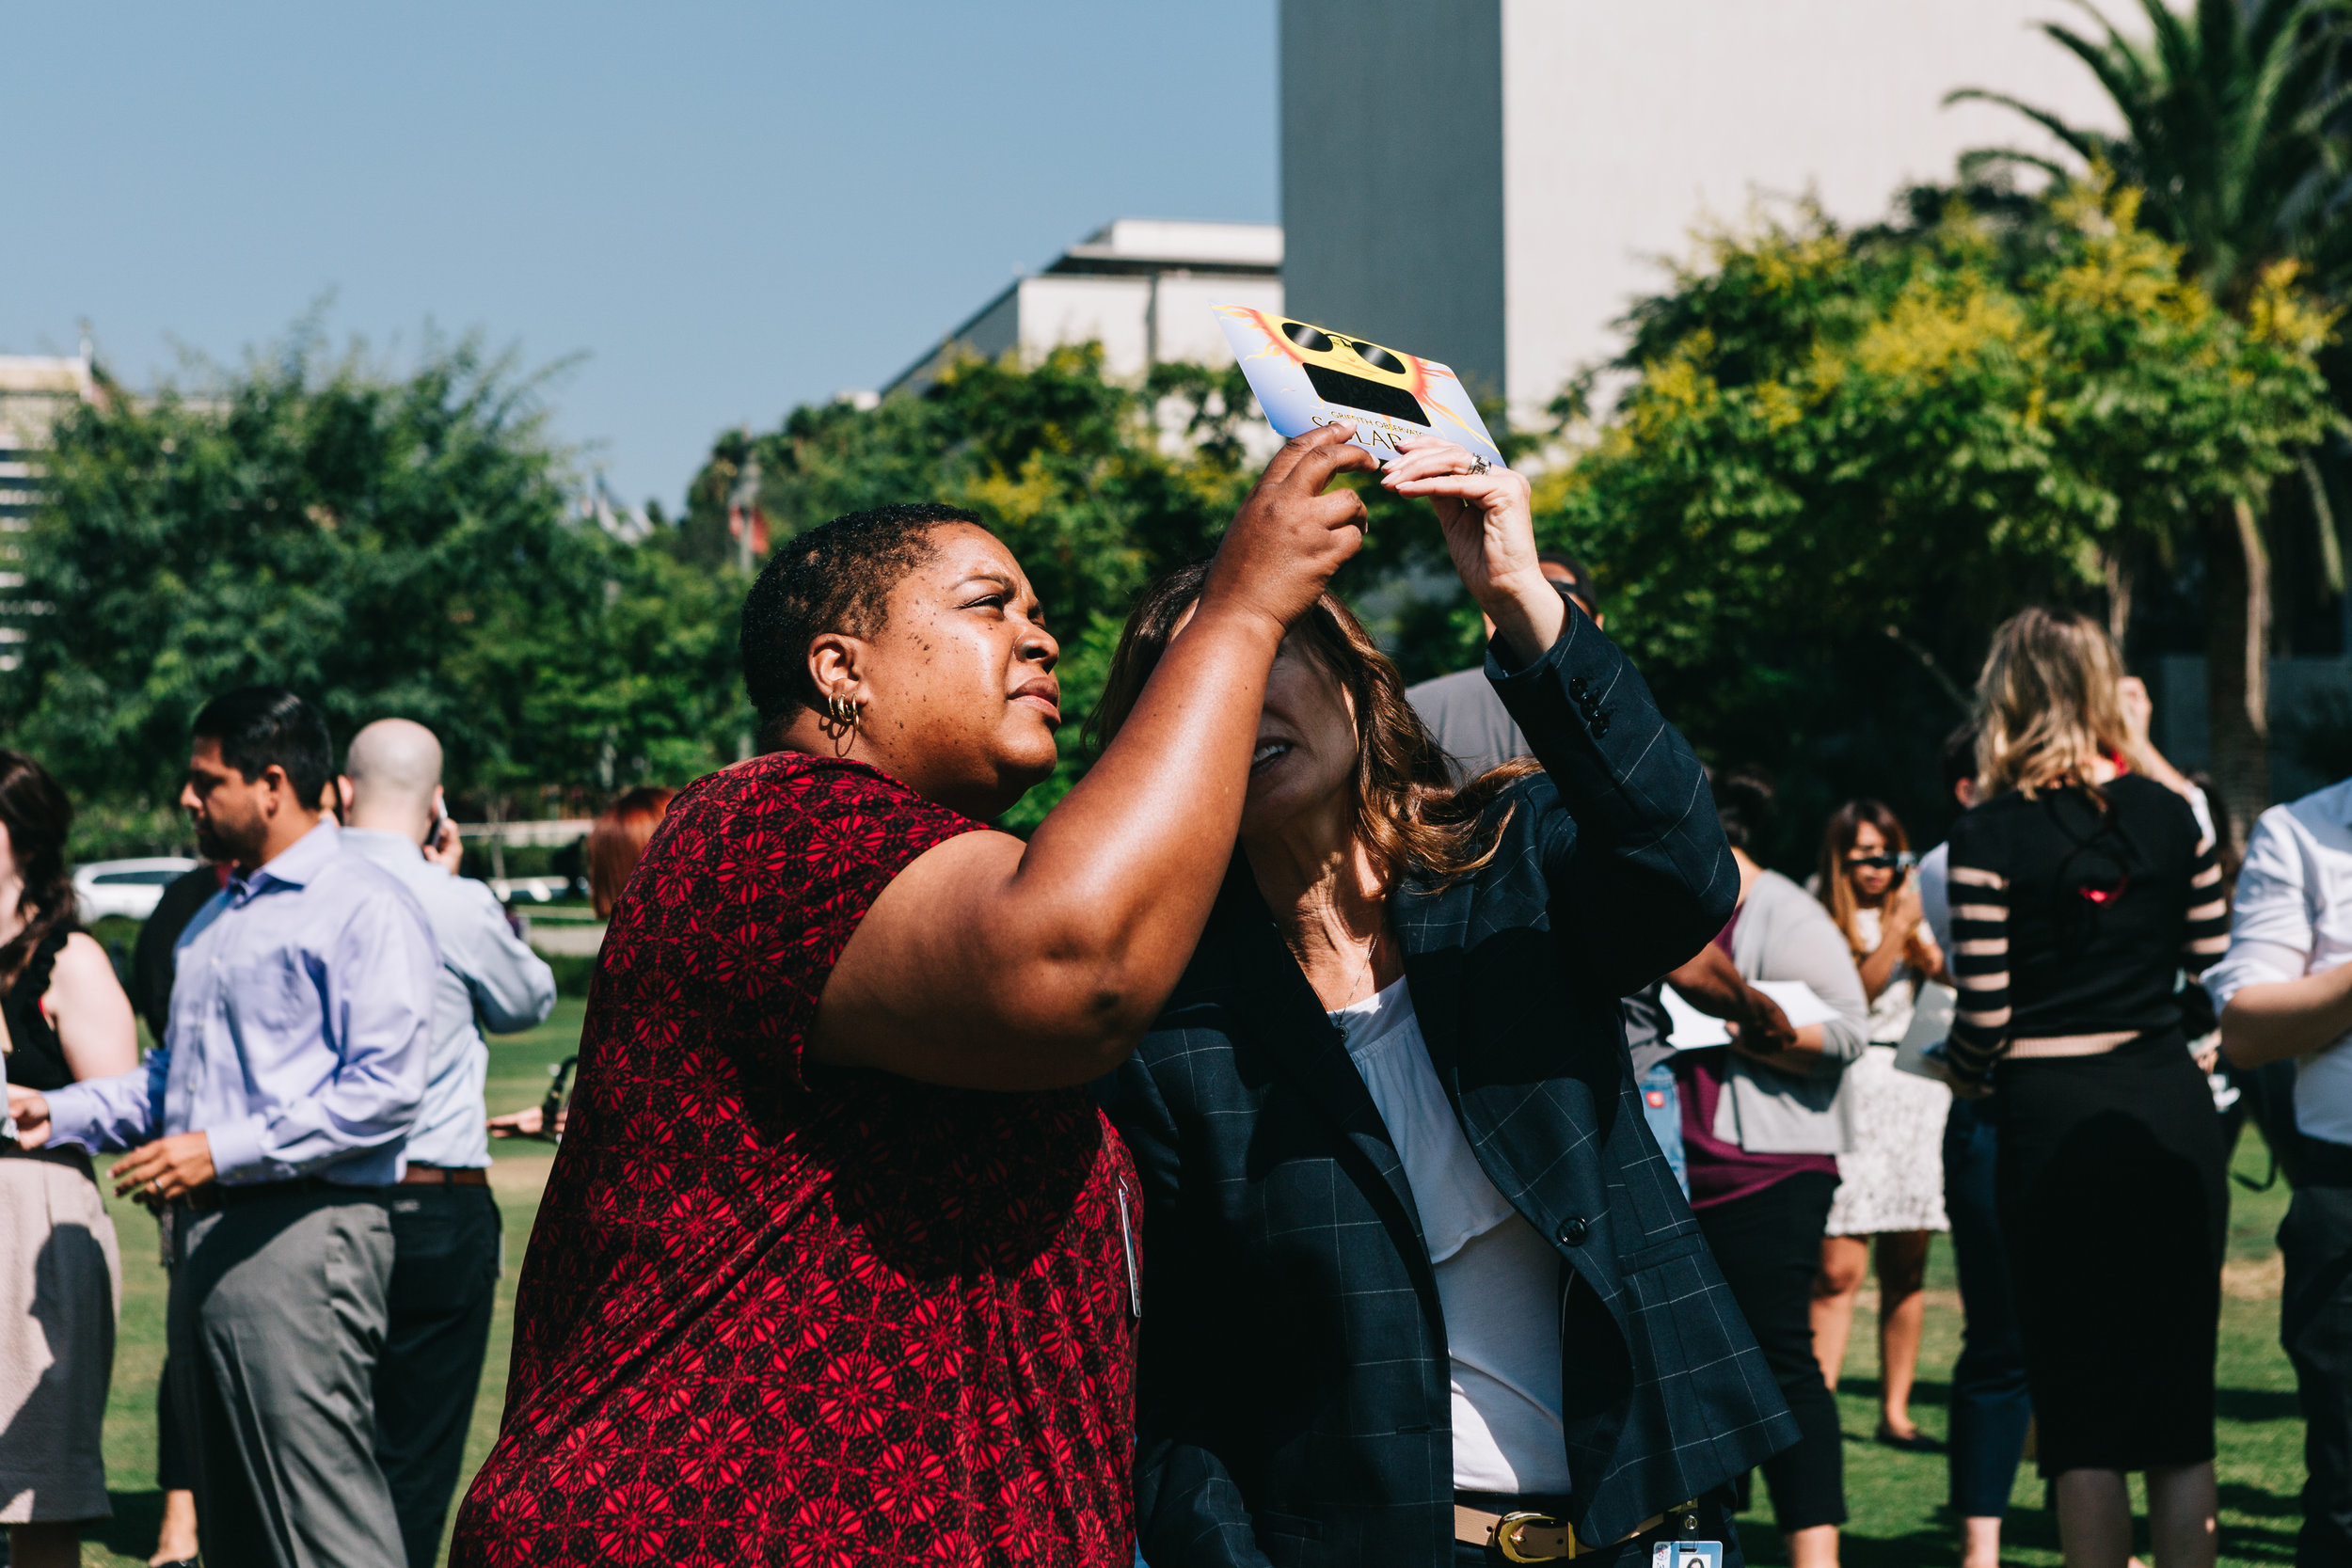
left=1952, top=0, right=2352, bottom=840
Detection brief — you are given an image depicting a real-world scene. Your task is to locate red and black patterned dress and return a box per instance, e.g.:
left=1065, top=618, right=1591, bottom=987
left=451, top=752, right=1140, bottom=1568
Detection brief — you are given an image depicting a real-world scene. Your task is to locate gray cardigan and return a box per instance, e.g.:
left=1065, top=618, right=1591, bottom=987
left=1711, top=868, right=1870, bottom=1154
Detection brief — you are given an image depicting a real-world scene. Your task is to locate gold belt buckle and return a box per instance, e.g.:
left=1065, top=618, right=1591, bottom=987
left=1492, top=1510, right=1572, bottom=1562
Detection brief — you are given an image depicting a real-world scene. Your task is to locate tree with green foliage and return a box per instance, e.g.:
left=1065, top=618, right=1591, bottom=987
left=1954, top=0, right=2352, bottom=835
left=1541, top=178, right=2338, bottom=849
left=8, top=332, right=749, bottom=855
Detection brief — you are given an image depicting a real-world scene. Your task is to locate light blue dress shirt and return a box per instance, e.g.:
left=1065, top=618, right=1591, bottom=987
left=44, top=820, right=438, bottom=1185
left=340, top=828, right=556, bottom=1168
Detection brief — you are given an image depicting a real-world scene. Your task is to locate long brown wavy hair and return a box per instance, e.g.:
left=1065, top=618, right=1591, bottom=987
left=0, top=752, right=77, bottom=1000
left=1814, top=799, right=1911, bottom=956
left=1088, top=562, right=1537, bottom=888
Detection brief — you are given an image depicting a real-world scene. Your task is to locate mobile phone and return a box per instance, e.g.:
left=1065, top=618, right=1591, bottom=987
left=538, top=1055, right=579, bottom=1144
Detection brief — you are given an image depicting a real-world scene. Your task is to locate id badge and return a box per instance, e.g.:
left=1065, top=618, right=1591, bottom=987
left=1653, top=1543, right=1723, bottom=1568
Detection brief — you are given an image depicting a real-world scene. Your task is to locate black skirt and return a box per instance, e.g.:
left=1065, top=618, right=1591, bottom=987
left=1994, top=1029, right=2225, bottom=1476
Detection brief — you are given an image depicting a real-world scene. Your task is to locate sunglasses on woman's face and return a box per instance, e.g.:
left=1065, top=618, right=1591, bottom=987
left=1845, top=852, right=1914, bottom=872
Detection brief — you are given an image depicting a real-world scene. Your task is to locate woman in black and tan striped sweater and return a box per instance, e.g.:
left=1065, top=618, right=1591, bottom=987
left=1943, top=608, right=2231, bottom=1568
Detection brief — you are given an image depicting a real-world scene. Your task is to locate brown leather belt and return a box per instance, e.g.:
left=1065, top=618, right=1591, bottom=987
left=400, top=1164, right=490, bottom=1187
left=1454, top=1504, right=1674, bottom=1562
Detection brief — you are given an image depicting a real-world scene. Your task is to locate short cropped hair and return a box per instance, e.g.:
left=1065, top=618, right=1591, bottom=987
left=192, top=686, right=334, bottom=804
left=1940, top=721, right=1979, bottom=797
left=739, top=503, right=977, bottom=733
left=1712, top=767, right=1774, bottom=850
left=1538, top=552, right=1600, bottom=617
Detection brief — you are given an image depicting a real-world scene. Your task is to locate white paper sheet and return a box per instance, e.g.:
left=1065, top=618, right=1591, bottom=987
left=1661, top=979, right=1835, bottom=1048
left=1893, top=981, right=1957, bottom=1081
left=1660, top=986, right=1729, bottom=1049
left=1753, top=980, right=1836, bottom=1029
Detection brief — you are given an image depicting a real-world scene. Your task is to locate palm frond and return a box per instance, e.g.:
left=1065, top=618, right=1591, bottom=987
left=1945, top=86, right=2111, bottom=166
left=1956, top=146, right=2078, bottom=182
left=2042, top=21, right=2175, bottom=153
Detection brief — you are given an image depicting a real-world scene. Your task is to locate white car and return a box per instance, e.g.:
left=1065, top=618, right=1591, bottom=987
left=74, top=857, right=200, bottom=923
left=488, top=876, right=578, bottom=906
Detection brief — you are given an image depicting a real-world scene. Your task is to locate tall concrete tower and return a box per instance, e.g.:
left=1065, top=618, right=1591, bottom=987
left=1280, top=0, right=2119, bottom=415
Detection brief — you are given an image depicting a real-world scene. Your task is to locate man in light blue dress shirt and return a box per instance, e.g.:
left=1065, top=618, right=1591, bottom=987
left=338, top=717, right=556, bottom=1568
left=10, top=688, right=436, bottom=1568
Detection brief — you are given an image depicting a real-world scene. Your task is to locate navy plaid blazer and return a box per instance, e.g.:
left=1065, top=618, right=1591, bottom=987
left=1104, top=613, right=1799, bottom=1567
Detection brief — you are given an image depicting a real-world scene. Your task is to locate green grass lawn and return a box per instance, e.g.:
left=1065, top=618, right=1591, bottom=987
left=69, top=1009, right=2308, bottom=1565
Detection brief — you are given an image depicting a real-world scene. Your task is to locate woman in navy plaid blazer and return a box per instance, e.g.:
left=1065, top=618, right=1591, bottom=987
left=1094, top=439, right=1797, bottom=1567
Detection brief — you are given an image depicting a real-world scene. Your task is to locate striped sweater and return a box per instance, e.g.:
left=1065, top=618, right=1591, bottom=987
left=1945, top=774, right=2228, bottom=1085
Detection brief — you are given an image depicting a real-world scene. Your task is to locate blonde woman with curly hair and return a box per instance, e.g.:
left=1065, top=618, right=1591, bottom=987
left=1943, top=607, right=2230, bottom=1568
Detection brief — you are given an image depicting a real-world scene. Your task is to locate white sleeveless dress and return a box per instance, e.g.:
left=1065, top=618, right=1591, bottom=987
left=1824, top=909, right=1951, bottom=1237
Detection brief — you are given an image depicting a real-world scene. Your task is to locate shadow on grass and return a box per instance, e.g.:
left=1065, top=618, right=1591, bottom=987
left=1732, top=1453, right=2302, bottom=1567
left=2217, top=1519, right=2298, bottom=1563
left=2217, top=1386, right=2302, bottom=1422
left=2219, top=1479, right=2304, bottom=1519
left=1735, top=1514, right=2011, bottom=1568
left=97, top=1488, right=164, bottom=1560
left=1831, top=1373, right=1950, bottom=1412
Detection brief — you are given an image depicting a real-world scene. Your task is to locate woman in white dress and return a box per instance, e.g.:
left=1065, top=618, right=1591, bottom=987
left=1810, top=800, right=1953, bottom=1449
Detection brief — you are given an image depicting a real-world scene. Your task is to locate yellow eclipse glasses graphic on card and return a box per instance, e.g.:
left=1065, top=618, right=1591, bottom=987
left=1212, top=304, right=1502, bottom=464
left=1271, top=317, right=1426, bottom=425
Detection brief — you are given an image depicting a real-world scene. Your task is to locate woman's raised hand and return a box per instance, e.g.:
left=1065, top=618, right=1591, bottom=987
left=1382, top=436, right=1562, bottom=663
left=1200, top=425, right=1375, bottom=638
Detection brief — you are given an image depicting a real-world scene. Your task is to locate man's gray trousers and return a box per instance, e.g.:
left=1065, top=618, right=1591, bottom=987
left=168, top=1185, right=405, bottom=1568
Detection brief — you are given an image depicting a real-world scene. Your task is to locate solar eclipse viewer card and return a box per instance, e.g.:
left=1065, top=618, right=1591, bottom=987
left=1213, top=305, right=1503, bottom=467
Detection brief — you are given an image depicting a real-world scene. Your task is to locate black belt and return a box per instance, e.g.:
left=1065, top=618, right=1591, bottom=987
left=1454, top=1494, right=1700, bottom=1562
left=178, top=1177, right=389, bottom=1213
left=2299, top=1136, right=2352, bottom=1188
left=0, top=1143, right=94, bottom=1175
left=400, top=1164, right=490, bottom=1187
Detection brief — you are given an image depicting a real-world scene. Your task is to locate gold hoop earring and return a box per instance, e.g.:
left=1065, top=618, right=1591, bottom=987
left=826, top=693, right=861, bottom=731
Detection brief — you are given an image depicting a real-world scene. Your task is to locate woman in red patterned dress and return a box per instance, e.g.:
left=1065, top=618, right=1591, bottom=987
left=450, top=427, right=1376, bottom=1568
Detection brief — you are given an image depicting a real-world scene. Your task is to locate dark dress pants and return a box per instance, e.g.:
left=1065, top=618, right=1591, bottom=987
left=157, top=1361, right=193, bottom=1491
left=2282, top=1156, right=2352, bottom=1568
left=374, top=1184, right=502, bottom=1568
left=1694, top=1171, right=1846, bottom=1532
left=1944, top=1097, right=2032, bottom=1518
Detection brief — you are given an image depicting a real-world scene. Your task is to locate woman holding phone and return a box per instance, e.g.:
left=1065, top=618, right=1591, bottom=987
left=1808, top=801, right=1950, bottom=1452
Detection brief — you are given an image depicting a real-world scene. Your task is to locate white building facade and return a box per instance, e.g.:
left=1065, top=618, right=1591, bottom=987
left=887, top=218, right=1284, bottom=392
left=0, top=354, right=94, bottom=672
left=1280, top=0, right=2119, bottom=414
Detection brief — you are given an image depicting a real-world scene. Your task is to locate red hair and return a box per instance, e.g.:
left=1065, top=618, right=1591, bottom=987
left=586, top=786, right=675, bottom=919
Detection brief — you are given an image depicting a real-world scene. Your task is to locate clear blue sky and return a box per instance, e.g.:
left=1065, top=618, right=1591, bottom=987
left=3, top=2, right=1278, bottom=512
